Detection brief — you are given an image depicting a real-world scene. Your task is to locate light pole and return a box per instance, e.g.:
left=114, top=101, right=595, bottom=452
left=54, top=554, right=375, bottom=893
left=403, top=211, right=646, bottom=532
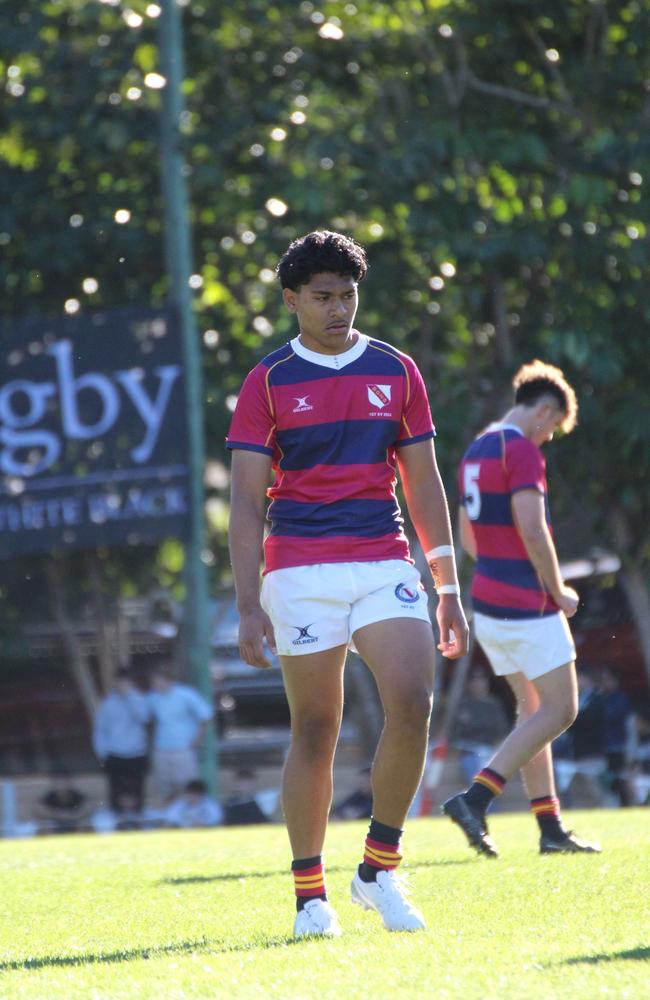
left=157, top=0, right=217, bottom=794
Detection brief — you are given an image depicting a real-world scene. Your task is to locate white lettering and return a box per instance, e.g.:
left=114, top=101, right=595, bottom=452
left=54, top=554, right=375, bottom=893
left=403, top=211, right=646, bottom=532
left=0, top=379, right=60, bottom=475
left=87, top=485, right=187, bottom=522
left=48, top=340, right=120, bottom=440
left=0, top=337, right=182, bottom=476
left=0, top=428, right=61, bottom=476
left=116, top=364, right=181, bottom=462
left=0, top=495, right=82, bottom=532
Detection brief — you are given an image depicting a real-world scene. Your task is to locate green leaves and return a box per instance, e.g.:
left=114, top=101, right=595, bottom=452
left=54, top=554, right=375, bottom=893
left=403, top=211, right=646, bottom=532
left=1, top=0, right=649, bottom=581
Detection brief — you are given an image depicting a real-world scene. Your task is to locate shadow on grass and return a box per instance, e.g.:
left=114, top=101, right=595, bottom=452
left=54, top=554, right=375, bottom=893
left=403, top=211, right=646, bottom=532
left=0, top=934, right=308, bottom=973
left=161, top=856, right=472, bottom=886
left=162, top=870, right=288, bottom=885
left=559, top=946, right=650, bottom=966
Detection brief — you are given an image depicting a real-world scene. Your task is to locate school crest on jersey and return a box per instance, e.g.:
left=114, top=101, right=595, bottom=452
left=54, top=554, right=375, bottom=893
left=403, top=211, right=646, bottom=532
left=367, top=384, right=391, bottom=409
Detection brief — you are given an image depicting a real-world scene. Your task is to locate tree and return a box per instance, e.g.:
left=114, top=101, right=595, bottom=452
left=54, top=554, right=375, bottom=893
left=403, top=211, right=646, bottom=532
left=1, top=0, right=649, bottom=684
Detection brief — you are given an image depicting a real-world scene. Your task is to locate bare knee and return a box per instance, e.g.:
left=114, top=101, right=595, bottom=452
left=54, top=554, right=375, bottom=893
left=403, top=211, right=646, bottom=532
left=515, top=701, right=532, bottom=725
left=514, top=691, right=539, bottom=724
left=290, top=711, right=341, bottom=761
left=385, top=686, right=433, bottom=732
left=555, top=694, right=578, bottom=733
left=535, top=695, right=577, bottom=739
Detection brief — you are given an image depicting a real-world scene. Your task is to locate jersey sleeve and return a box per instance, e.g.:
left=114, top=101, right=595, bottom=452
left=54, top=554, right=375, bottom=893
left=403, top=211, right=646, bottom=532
left=226, top=363, right=275, bottom=455
left=506, top=437, right=545, bottom=494
left=395, top=356, right=436, bottom=447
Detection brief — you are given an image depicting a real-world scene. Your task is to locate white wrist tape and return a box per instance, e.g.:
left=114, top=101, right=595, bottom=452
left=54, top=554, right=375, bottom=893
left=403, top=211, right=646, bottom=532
left=426, top=545, right=454, bottom=561
left=437, top=584, right=460, bottom=595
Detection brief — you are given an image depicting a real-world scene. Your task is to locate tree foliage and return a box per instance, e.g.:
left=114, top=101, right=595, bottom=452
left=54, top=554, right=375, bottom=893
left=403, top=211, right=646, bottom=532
left=1, top=1, right=649, bottom=654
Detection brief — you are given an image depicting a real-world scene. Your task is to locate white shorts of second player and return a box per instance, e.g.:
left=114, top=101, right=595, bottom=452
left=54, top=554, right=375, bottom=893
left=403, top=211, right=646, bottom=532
left=260, top=559, right=432, bottom=657
left=473, top=611, right=576, bottom=681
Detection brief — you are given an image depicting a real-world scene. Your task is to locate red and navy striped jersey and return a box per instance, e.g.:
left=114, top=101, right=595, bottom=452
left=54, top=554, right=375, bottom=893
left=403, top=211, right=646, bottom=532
left=227, top=333, right=435, bottom=573
left=458, top=423, right=560, bottom=619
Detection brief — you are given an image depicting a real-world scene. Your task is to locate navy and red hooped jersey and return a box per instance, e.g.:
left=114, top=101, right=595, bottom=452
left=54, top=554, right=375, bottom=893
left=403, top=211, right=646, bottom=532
left=458, top=423, right=560, bottom=619
left=226, top=333, right=435, bottom=573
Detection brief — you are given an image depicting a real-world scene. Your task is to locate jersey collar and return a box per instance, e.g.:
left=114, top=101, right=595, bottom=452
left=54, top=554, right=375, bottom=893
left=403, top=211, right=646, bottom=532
left=488, top=422, right=525, bottom=436
left=291, top=331, right=368, bottom=369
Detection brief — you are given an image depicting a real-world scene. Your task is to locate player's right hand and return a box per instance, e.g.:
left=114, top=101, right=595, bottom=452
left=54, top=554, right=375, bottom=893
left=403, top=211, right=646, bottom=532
left=238, top=607, right=277, bottom=669
left=555, top=585, right=579, bottom=618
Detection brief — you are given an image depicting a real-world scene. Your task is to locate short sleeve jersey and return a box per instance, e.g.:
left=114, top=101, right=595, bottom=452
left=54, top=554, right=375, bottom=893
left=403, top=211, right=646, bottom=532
left=226, top=333, right=435, bottom=573
left=458, top=423, right=560, bottom=619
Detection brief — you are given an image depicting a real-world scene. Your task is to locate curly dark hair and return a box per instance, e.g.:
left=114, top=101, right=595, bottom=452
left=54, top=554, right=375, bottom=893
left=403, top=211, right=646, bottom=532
left=276, top=230, right=368, bottom=290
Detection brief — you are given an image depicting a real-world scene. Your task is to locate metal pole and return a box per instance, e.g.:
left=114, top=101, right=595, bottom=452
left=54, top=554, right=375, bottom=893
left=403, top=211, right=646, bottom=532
left=157, top=0, right=217, bottom=795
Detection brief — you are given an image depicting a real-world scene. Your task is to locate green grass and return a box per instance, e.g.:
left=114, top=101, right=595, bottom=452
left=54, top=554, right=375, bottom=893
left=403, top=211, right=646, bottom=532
left=0, top=809, right=648, bottom=1000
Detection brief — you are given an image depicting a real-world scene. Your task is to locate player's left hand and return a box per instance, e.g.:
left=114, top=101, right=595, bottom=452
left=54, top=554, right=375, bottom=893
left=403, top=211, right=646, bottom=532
left=436, top=595, right=469, bottom=659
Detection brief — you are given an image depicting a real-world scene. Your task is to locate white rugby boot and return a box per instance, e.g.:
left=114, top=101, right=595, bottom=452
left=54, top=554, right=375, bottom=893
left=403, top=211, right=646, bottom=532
left=293, top=898, right=343, bottom=938
left=351, top=868, right=426, bottom=932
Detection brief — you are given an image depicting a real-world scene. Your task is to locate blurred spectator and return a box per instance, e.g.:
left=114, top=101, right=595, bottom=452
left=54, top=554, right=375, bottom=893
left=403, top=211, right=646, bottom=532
left=553, top=668, right=607, bottom=806
left=148, top=665, right=214, bottom=802
left=600, top=666, right=633, bottom=806
left=162, top=779, right=223, bottom=829
left=91, top=792, right=143, bottom=834
left=332, top=766, right=373, bottom=820
left=628, top=701, right=650, bottom=805
left=559, top=668, right=605, bottom=759
left=92, top=667, right=150, bottom=819
left=223, top=768, right=276, bottom=825
left=33, top=772, right=92, bottom=834
left=449, top=670, right=509, bottom=784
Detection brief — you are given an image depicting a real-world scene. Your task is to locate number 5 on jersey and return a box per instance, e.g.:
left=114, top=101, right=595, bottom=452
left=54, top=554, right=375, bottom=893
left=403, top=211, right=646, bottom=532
left=464, top=462, right=481, bottom=520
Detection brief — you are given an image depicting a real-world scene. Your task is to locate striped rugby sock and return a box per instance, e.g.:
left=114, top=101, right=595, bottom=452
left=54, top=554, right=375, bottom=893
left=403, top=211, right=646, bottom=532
left=530, top=795, right=565, bottom=837
left=292, top=855, right=327, bottom=911
left=465, top=767, right=506, bottom=813
left=359, top=817, right=403, bottom=883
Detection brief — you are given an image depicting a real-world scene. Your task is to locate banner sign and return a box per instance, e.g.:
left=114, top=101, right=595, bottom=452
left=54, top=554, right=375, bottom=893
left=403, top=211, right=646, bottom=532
left=0, top=306, right=190, bottom=559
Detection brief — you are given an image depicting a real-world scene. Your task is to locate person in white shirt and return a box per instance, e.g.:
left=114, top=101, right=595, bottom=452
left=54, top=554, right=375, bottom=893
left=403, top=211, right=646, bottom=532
left=93, top=668, right=151, bottom=816
left=163, top=779, right=223, bottom=828
left=148, top=665, right=214, bottom=801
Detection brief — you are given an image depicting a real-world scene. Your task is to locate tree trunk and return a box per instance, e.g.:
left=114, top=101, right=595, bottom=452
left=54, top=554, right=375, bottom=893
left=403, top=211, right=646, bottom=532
left=45, top=558, right=99, bottom=723
left=86, top=551, right=117, bottom=694
left=491, top=275, right=514, bottom=370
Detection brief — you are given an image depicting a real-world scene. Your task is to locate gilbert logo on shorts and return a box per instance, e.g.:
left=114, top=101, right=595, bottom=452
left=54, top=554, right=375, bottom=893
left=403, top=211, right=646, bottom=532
left=292, top=395, right=314, bottom=413
left=291, top=623, right=319, bottom=646
left=394, top=583, right=420, bottom=604
left=367, top=384, right=391, bottom=409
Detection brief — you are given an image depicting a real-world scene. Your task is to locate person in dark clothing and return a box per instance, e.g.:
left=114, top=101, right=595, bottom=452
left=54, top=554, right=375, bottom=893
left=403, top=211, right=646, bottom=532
left=552, top=668, right=607, bottom=806
left=567, top=668, right=606, bottom=760
left=599, top=667, right=633, bottom=806
left=450, top=671, right=510, bottom=785
left=223, top=768, right=273, bottom=825
left=34, top=772, right=92, bottom=834
left=332, top=767, right=373, bottom=820
left=93, top=668, right=151, bottom=816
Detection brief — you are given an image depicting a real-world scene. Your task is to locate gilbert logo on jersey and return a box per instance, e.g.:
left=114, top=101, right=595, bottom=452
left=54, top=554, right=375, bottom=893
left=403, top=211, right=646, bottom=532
left=367, top=384, right=392, bottom=409
left=292, top=395, right=314, bottom=413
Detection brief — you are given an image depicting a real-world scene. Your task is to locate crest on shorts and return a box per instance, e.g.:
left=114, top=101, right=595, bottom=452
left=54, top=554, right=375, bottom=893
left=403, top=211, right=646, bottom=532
left=367, top=384, right=391, bottom=409
left=395, top=583, right=420, bottom=604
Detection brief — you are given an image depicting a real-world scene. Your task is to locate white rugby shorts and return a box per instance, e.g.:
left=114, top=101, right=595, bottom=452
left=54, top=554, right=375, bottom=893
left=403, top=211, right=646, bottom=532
left=474, top=610, right=576, bottom=681
left=260, top=559, right=432, bottom=656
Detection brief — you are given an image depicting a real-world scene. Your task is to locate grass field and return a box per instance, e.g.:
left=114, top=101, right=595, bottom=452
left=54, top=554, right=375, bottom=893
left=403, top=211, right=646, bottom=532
left=0, top=809, right=647, bottom=1000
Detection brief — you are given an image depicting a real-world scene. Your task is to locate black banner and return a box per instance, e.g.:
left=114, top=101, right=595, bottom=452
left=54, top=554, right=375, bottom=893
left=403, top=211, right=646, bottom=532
left=0, top=306, right=190, bottom=559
